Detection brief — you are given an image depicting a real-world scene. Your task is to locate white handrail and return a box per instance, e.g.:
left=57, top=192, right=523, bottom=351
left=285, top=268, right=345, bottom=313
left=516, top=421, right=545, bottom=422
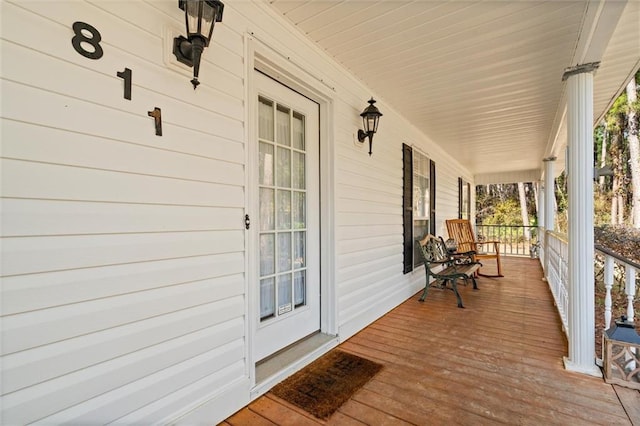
left=596, top=245, right=639, bottom=328
left=545, top=231, right=569, bottom=338
left=542, top=233, right=638, bottom=338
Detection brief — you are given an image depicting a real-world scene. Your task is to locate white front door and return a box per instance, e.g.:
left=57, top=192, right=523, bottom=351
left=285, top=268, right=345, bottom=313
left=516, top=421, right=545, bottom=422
left=252, top=72, right=320, bottom=361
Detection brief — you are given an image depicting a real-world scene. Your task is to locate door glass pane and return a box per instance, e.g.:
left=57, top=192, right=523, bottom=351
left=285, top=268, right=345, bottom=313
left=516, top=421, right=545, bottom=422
left=294, top=270, right=305, bottom=307
left=260, top=188, right=275, bottom=231
left=259, top=97, right=274, bottom=141
left=293, top=191, right=305, bottom=229
left=276, top=147, right=291, bottom=188
left=277, top=232, right=292, bottom=272
left=292, top=112, right=305, bottom=150
left=277, top=190, right=291, bottom=230
left=260, top=234, right=275, bottom=276
left=277, top=273, right=292, bottom=314
left=259, top=142, right=274, bottom=186
left=277, top=105, right=291, bottom=147
left=260, top=277, right=275, bottom=319
left=259, top=95, right=309, bottom=322
left=292, top=151, right=305, bottom=190
left=294, top=231, right=305, bottom=269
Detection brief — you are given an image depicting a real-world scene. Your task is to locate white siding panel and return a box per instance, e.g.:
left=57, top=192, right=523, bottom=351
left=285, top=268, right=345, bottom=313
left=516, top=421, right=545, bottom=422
left=2, top=253, right=244, bottom=315
left=339, top=270, right=407, bottom=323
left=113, top=366, right=249, bottom=425
left=2, top=323, right=244, bottom=424
left=3, top=295, right=243, bottom=393
left=338, top=199, right=399, bottom=216
left=1, top=119, right=243, bottom=170
left=1, top=36, right=244, bottom=125
left=2, top=199, right=241, bottom=237
left=2, top=122, right=243, bottom=187
left=337, top=212, right=401, bottom=227
left=2, top=2, right=249, bottom=423
left=338, top=235, right=399, bottom=256
left=336, top=246, right=400, bottom=272
left=40, top=356, right=246, bottom=425
left=336, top=224, right=399, bottom=240
left=337, top=184, right=399, bottom=205
left=337, top=254, right=400, bottom=284
left=2, top=274, right=244, bottom=354
left=2, top=229, right=242, bottom=277
left=1, top=160, right=243, bottom=207
left=2, top=79, right=243, bottom=144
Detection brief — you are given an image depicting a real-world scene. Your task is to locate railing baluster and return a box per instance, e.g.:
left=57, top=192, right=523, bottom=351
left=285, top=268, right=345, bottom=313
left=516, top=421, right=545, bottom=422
left=625, top=264, right=636, bottom=322
left=604, top=255, right=614, bottom=330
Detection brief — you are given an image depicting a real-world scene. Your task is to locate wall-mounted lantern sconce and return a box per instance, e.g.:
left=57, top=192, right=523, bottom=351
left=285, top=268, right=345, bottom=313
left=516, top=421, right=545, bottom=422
left=173, top=0, right=224, bottom=89
left=357, top=98, right=383, bottom=156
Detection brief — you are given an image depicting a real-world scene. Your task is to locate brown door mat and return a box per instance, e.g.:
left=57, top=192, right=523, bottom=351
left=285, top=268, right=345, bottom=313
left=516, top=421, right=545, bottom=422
left=270, top=349, right=383, bottom=419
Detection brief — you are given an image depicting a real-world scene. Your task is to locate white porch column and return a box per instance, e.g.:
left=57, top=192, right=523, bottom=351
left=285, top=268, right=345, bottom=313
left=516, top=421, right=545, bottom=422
left=562, top=62, right=601, bottom=376
left=542, top=158, right=556, bottom=274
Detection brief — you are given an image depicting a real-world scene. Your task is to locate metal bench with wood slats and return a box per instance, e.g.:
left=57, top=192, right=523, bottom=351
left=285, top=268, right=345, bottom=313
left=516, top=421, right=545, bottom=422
left=416, top=234, right=482, bottom=308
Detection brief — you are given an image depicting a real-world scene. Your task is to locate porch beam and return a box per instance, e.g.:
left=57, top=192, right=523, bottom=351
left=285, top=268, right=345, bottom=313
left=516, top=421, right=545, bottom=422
left=562, top=63, right=601, bottom=377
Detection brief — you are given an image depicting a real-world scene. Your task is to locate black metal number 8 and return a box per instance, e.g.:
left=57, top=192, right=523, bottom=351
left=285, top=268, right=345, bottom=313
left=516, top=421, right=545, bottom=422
left=71, top=21, right=103, bottom=60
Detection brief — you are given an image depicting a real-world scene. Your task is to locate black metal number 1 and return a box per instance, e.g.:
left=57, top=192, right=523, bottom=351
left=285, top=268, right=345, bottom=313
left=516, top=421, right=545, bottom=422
left=117, top=68, right=132, bottom=100
left=148, top=107, right=162, bottom=136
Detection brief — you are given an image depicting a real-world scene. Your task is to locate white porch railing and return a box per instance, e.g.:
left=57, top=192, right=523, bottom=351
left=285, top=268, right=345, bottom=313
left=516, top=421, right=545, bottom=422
left=595, top=245, right=639, bottom=328
left=541, top=229, right=639, bottom=346
left=544, top=231, right=569, bottom=337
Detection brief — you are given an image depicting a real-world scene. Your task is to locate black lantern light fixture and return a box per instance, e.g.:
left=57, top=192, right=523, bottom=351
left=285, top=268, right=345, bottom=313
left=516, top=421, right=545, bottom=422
left=173, top=0, right=224, bottom=89
left=357, top=98, right=383, bottom=156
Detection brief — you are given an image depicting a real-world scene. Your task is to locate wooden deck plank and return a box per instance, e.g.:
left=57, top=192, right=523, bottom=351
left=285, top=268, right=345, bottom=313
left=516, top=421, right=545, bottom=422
left=225, top=408, right=277, bottom=426
left=343, top=344, right=625, bottom=425
left=247, top=395, right=322, bottom=425
left=336, top=399, right=414, bottom=425
left=223, top=257, right=633, bottom=425
left=325, top=412, right=367, bottom=425
left=614, top=386, right=640, bottom=425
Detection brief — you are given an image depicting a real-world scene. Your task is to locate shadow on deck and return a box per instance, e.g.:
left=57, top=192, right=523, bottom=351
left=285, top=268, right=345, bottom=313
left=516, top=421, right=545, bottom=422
left=223, top=257, right=636, bottom=425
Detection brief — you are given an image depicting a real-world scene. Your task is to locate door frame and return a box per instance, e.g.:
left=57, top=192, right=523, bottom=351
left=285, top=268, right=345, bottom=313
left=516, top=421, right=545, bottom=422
left=244, top=34, right=337, bottom=389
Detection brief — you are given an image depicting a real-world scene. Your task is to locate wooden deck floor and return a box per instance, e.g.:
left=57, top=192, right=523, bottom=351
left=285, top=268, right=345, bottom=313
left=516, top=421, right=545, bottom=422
left=223, top=257, right=637, bottom=425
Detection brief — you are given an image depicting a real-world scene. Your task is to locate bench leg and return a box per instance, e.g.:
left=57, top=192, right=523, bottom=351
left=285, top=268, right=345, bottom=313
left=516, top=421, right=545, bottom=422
left=451, top=278, right=464, bottom=308
left=419, top=281, right=430, bottom=302
left=471, top=276, right=479, bottom=290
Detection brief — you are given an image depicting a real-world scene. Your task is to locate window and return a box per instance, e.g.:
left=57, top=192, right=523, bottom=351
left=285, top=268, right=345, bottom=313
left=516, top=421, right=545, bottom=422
left=458, top=178, right=471, bottom=220
left=403, top=144, right=436, bottom=273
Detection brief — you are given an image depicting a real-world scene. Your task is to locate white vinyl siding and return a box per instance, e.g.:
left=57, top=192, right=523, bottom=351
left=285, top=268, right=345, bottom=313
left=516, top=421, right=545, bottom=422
left=1, top=0, right=474, bottom=423
left=1, top=1, right=248, bottom=424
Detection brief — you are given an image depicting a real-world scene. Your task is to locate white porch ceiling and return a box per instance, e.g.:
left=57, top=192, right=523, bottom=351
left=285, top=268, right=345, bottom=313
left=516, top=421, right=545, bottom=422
left=268, top=0, right=640, bottom=182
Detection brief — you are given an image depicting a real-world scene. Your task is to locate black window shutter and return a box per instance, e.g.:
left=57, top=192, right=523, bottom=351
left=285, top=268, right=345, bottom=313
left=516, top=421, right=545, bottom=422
left=458, top=177, right=463, bottom=219
left=430, top=159, right=436, bottom=235
left=402, top=143, right=413, bottom=274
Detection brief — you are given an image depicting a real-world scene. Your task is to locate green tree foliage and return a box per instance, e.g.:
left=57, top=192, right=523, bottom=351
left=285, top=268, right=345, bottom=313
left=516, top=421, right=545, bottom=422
left=476, top=183, right=536, bottom=225
left=481, top=199, right=522, bottom=225
left=596, top=70, right=639, bottom=226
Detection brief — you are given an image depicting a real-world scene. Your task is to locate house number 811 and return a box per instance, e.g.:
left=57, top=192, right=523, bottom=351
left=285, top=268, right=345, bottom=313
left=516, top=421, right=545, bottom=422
left=71, top=21, right=161, bottom=135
